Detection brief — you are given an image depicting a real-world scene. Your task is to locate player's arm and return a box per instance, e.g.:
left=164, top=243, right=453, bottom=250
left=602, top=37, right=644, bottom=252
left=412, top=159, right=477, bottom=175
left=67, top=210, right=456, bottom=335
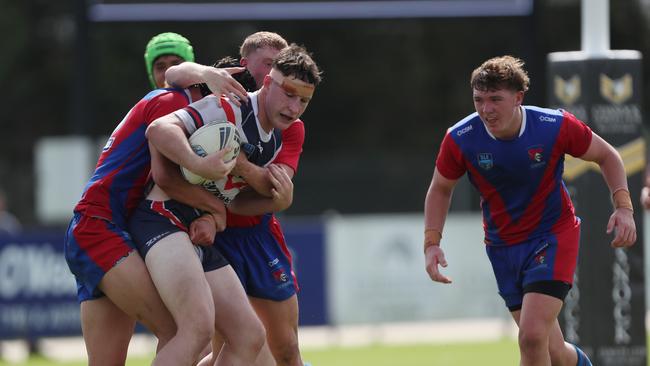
left=146, top=113, right=235, bottom=182
left=424, top=168, right=458, bottom=284
left=231, top=154, right=294, bottom=198
left=150, top=141, right=227, bottom=232
left=228, top=164, right=294, bottom=215
left=579, top=132, right=636, bottom=247
left=165, top=62, right=247, bottom=105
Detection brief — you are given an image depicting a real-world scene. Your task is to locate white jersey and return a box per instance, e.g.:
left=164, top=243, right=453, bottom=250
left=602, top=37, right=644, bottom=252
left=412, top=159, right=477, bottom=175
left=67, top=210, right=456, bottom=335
left=174, top=92, right=283, bottom=203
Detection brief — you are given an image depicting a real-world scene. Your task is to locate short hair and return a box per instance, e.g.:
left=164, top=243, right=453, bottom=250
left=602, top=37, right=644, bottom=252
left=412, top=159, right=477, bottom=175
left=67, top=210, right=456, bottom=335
left=213, top=56, right=258, bottom=92
left=470, top=55, right=530, bottom=93
left=239, top=31, right=288, bottom=58
left=273, top=44, right=323, bottom=86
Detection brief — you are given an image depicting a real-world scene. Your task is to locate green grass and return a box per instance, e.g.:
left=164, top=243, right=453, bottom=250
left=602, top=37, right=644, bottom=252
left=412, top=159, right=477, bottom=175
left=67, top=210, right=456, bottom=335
left=0, top=340, right=519, bottom=366
left=301, top=339, right=519, bottom=366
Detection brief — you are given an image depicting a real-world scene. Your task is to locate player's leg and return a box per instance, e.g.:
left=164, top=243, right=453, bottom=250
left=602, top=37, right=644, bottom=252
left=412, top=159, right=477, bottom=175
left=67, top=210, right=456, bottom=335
left=66, top=214, right=177, bottom=365
left=80, top=297, right=134, bottom=366
left=205, top=264, right=266, bottom=366
left=516, top=221, right=583, bottom=366
left=511, top=306, right=579, bottom=366
left=145, top=231, right=216, bottom=365
left=517, top=292, right=562, bottom=365
left=547, top=320, right=580, bottom=366
left=250, top=295, right=303, bottom=366
left=198, top=332, right=275, bottom=366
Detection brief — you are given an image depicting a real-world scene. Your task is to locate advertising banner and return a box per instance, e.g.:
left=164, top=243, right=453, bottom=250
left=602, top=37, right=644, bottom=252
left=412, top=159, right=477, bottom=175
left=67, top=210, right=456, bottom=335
left=0, top=233, right=80, bottom=340
left=325, top=213, right=504, bottom=325
left=548, top=50, right=647, bottom=366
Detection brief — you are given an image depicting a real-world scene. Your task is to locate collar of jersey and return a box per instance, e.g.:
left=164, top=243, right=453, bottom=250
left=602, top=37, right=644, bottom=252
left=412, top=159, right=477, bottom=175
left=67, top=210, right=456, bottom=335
left=483, top=105, right=526, bottom=141
left=249, top=90, right=274, bottom=142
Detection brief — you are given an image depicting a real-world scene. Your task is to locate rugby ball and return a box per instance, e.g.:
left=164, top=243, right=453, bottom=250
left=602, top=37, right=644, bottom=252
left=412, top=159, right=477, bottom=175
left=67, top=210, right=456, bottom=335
left=181, top=120, right=240, bottom=185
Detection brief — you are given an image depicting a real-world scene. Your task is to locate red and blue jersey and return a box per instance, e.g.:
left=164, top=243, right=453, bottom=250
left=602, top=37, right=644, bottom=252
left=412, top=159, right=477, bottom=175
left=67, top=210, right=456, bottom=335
left=73, top=88, right=192, bottom=228
left=436, top=106, right=592, bottom=246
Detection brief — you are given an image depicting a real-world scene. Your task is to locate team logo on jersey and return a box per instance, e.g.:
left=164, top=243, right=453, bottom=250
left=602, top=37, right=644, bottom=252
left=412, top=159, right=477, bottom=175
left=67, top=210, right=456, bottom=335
left=477, top=153, right=493, bottom=170
left=528, top=145, right=546, bottom=168
left=600, top=73, right=633, bottom=105
left=554, top=75, right=581, bottom=105
left=528, top=146, right=544, bottom=163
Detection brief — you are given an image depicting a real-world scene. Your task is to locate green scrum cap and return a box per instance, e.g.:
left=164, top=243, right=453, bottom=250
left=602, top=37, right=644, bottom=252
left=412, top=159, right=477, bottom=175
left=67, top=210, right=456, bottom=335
left=144, top=32, right=195, bottom=88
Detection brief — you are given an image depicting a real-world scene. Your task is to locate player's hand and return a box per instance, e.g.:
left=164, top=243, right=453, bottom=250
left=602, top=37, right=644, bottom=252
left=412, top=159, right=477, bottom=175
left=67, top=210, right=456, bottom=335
left=202, top=67, right=248, bottom=106
left=640, top=187, right=650, bottom=209
left=424, top=245, right=452, bottom=284
left=230, top=152, right=250, bottom=177
left=196, top=148, right=237, bottom=181
left=268, top=164, right=293, bottom=211
left=606, top=208, right=636, bottom=247
left=189, top=214, right=217, bottom=246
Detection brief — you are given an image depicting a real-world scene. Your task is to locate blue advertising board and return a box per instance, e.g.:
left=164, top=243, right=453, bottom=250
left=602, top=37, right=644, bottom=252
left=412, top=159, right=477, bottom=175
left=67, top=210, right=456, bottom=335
left=0, top=219, right=328, bottom=340
left=282, top=218, right=327, bottom=326
left=0, top=233, right=80, bottom=340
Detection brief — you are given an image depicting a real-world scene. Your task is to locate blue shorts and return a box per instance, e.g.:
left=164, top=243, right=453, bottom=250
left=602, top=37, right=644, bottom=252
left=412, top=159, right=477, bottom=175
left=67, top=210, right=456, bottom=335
left=128, top=199, right=229, bottom=272
left=64, top=212, right=136, bottom=302
left=216, top=214, right=297, bottom=301
left=486, top=220, right=580, bottom=310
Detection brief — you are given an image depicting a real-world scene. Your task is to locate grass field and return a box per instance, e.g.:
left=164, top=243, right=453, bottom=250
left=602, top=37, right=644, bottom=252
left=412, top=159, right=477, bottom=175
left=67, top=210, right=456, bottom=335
left=4, top=338, right=650, bottom=365
left=0, top=339, right=520, bottom=366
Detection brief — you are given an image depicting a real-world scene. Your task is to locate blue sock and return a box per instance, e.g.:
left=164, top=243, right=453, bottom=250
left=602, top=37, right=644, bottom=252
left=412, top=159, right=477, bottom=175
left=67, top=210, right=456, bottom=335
left=572, top=344, right=592, bottom=366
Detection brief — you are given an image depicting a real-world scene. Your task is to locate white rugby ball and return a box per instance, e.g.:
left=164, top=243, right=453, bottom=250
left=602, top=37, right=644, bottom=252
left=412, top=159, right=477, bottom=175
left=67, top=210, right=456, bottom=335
left=181, top=120, right=240, bottom=185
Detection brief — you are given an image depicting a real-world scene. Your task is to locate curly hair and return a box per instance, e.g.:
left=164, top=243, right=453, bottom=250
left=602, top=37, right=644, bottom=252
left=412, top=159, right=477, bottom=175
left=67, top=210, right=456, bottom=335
left=470, top=55, right=530, bottom=92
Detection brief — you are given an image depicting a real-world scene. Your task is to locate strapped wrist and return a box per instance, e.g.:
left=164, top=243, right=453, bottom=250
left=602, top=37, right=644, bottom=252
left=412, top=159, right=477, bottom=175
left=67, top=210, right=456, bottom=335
left=612, top=188, right=634, bottom=212
left=424, top=228, right=442, bottom=253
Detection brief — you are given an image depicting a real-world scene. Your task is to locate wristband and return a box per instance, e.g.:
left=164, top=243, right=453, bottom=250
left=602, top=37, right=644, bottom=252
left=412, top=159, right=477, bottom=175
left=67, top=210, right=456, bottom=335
left=612, top=188, right=634, bottom=212
left=424, top=228, right=442, bottom=253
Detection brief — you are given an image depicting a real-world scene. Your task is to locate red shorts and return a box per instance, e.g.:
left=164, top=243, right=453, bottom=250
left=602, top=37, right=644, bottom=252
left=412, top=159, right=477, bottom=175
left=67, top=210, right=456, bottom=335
left=64, top=213, right=136, bottom=301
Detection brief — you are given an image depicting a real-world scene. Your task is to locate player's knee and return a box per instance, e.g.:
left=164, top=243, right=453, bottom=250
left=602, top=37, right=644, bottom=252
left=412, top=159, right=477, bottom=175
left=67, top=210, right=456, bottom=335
left=178, top=308, right=215, bottom=347
left=190, top=317, right=216, bottom=347
left=518, top=327, right=547, bottom=353
left=271, top=337, right=301, bottom=365
left=246, top=319, right=266, bottom=355
left=146, top=316, right=177, bottom=345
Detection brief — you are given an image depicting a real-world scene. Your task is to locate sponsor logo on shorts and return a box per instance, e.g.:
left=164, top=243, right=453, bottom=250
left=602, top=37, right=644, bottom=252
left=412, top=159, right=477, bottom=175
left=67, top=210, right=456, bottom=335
left=145, top=231, right=171, bottom=248
left=272, top=268, right=288, bottom=282
left=268, top=258, right=280, bottom=267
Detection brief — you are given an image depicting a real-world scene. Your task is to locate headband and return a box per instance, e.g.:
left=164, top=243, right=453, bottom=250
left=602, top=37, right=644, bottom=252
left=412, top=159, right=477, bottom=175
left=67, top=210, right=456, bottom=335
left=269, top=68, right=315, bottom=99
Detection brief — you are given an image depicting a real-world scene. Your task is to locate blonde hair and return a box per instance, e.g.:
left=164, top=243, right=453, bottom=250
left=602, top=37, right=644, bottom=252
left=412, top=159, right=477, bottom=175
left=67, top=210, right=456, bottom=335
left=239, top=31, right=288, bottom=57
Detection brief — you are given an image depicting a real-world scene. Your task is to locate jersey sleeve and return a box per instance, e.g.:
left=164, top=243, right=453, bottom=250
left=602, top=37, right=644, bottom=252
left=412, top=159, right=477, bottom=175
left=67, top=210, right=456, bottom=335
left=435, top=132, right=467, bottom=180
left=143, top=91, right=190, bottom=126
left=173, top=95, right=227, bottom=135
left=560, top=110, right=593, bottom=157
left=274, top=120, right=305, bottom=174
